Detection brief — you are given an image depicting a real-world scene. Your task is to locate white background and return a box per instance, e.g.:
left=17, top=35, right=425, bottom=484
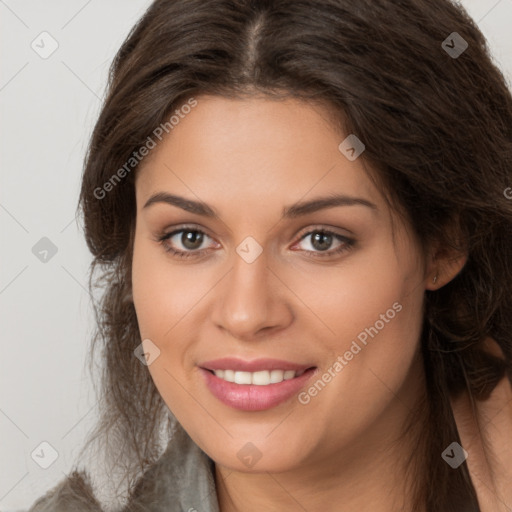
left=1, top=1, right=511, bottom=510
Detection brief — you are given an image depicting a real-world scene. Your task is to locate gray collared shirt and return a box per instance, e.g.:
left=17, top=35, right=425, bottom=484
left=28, top=422, right=220, bottom=512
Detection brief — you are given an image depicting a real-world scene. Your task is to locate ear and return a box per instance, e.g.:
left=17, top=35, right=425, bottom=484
left=424, top=235, right=468, bottom=291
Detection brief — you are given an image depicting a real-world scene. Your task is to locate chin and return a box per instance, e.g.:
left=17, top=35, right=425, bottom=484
left=204, top=435, right=310, bottom=474
left=216, top=452, right=302, bottom=474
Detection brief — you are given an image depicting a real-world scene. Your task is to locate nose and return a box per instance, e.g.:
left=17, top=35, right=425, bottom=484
left=211, top=248, right=293, bottom=341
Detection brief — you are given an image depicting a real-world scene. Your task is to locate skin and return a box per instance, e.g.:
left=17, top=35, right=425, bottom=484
left=451, top=338, right=512, bottom=512
left=131, top=95, right=466, bottom=511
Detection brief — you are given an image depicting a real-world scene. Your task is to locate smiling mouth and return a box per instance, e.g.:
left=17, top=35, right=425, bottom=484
left=200, top=366, right=318, bottom=411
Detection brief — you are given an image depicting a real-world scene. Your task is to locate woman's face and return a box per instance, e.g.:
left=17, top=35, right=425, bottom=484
left=132, top=95, right=430, bottom=473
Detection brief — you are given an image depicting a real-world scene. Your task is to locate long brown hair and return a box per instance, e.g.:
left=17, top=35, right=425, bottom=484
left=36, top=1, right=512, bottom=510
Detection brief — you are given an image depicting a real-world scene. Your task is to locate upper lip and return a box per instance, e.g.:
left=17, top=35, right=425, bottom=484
left=200, top=357, right=315, bottom=372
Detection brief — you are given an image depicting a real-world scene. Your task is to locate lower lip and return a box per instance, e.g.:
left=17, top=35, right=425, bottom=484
left=199, top=367, right=317, bottom=411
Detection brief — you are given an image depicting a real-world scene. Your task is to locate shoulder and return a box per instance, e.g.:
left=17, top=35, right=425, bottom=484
left=451, top=337, right=512, bottom=512
left=126, top=423, right=219, bottom=511
left=27, top=470, right=103, bottom=512
left=26, top=423, right=219, bottom=512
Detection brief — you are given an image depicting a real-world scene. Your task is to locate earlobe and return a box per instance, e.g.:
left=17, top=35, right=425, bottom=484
left=425, top=272, right=439, bottom=291
left=425, top=251, right=468, bottom=291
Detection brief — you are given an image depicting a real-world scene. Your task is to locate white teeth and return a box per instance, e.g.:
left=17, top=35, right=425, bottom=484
left=212, top=369, right=304, bottom=385
left=270, top=369, right=284, bottom=383
left=223, top=369, right=235, bottom=382
left=234, top=371, right=252, bottom=384
left=252, top=370, right=271, bottom=385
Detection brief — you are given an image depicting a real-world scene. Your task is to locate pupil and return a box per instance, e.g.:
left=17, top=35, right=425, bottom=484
left=182, top=231, right=203, bottom=250
left=312, top=232, right=332, bottom=251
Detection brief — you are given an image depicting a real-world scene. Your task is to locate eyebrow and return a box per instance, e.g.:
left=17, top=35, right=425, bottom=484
left=143, top=192, right=377, bottom=218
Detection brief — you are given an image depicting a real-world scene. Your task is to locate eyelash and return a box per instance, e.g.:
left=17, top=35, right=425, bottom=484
left=156, top=225, right=355, bottom=260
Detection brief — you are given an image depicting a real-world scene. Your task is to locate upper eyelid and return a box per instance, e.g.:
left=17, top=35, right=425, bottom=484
left=163, top=224, right=350, bottom=238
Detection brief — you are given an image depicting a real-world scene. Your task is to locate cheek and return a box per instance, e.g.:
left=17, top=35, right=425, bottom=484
left=285, top=238, right=423, bottom=351
left=131, top=242, right=200, bottom=418
left=287, top=240, right=425, bottom=417
left=131, top=236, right=219, bottom=411
left=131, top=237, right=207, bottom=341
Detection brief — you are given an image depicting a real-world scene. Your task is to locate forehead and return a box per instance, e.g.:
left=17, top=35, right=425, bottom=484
left=135, top=95, right=380, bottom=211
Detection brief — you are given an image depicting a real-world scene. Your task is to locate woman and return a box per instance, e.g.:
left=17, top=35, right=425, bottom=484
left=28, top=0, right=512, bottom=511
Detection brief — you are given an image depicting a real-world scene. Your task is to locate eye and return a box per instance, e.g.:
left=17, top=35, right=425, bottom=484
left=291, top=228, right=355, bottom=258
left=157, top=227, right=218, bottom=259
left=156, top=226, right=355, bottom=261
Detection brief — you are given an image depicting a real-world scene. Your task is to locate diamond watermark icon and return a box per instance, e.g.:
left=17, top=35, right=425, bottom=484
left=237, top=442, right=262, bottom=468
left=32, top=237, right=58, bottom=263
left=134, top=338, right=161, bottom=366
left=31, top=31, right=59, bottom=59
left=31, top=441, right=59, bottom=469
left=441, top=441, right=468, bottom=468
left=338, top=134, right=365, bottom=161
left=442, top=32, right=468, bottom=59
left=236, top=236, right=263, bottom=264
